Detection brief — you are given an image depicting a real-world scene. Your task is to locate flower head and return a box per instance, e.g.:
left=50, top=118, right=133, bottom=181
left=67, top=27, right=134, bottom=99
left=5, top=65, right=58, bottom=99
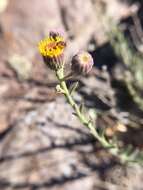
left=38, top=30, right=66, bottom=70
left=71, top=51, right=94, bottom=75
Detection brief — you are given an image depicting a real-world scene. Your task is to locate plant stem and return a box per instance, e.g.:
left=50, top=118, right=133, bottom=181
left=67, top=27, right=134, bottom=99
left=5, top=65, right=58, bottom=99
left=56, top=68, right=143, bottom=164
left=56, top=68, right=119, bottom=156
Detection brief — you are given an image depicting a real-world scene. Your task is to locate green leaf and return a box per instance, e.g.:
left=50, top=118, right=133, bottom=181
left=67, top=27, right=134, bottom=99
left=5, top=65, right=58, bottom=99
left=79, top=102, right=85, bottom=114
left=69, top=82, right=79, bottom=95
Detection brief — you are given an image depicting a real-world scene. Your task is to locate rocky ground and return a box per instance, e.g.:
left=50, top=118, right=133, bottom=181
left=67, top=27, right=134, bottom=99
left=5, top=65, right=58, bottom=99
left=0, top=0, right=143, bottom=190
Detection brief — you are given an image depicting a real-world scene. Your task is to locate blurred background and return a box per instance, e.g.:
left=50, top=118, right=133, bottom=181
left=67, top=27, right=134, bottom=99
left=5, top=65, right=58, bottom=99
left=0, top=0, right=143, bottom=189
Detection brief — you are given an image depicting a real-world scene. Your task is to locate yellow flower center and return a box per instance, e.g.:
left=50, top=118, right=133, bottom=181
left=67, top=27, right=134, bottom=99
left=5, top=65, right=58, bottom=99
left=38, top=36, right=66, bottom=58
left=80, top=53, right=90, bottom=64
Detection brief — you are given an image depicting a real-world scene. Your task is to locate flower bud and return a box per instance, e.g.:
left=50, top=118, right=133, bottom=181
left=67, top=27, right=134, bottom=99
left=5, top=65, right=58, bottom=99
left=71, top=51, right=94, bottom=75
left=38, top=30, right=66, bottom=71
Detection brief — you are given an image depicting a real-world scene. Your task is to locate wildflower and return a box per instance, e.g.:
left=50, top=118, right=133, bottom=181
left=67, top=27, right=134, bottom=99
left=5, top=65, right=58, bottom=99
left=38, top=30, right=66, bottom=71
left=71, top=51, right=94, bottom=75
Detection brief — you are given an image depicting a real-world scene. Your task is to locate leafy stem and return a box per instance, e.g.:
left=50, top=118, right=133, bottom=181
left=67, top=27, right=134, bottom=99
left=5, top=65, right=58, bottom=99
left=56, top=68, right=143, bottom=164
left=56, top=68, right=123, bottom=160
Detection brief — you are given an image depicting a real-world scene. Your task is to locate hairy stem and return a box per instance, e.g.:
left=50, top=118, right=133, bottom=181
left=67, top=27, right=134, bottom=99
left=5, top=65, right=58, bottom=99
left=56, top=68, right=143, bottom=164
left=56, top=68, right=120, bottom=157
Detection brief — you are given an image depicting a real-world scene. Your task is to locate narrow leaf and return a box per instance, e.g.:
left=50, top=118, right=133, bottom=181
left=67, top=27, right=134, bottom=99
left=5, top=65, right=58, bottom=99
left=69, top=82, right=79, bottom=95
left=79, top=102, right=85, bottom=114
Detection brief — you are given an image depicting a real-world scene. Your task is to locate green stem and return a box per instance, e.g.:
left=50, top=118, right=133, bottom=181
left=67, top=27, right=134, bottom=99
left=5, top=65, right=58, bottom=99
left=56, top=68, right=143, bottom=163
left=56, top=68, right=119, bottom=155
